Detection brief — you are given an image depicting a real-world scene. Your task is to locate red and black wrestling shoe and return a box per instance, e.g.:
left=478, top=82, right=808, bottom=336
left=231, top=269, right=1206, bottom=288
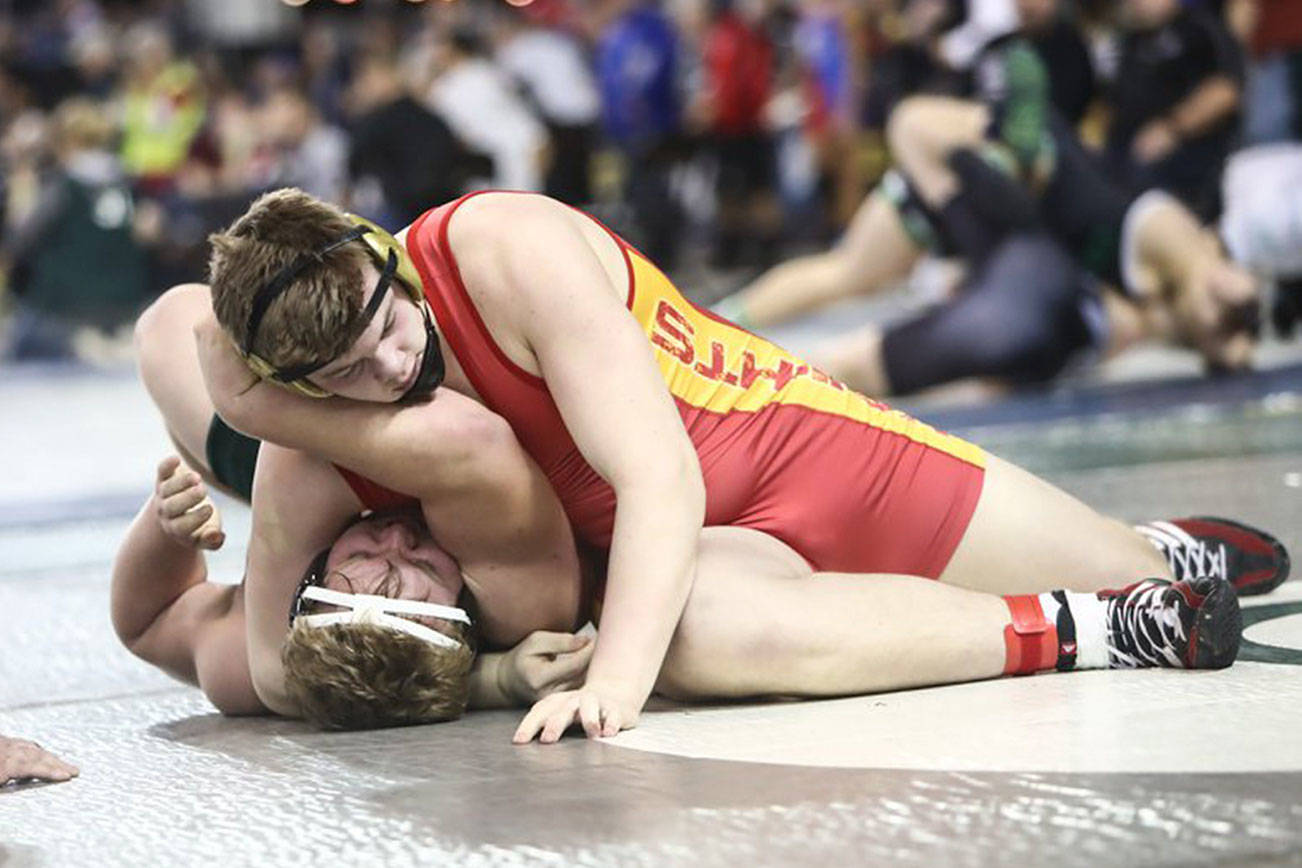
left=1136, top=517, right=1291, bottom=597
left=1099, top=576, right=1241, bottom=670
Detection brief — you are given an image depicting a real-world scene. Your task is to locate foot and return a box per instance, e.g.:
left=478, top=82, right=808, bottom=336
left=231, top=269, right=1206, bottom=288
left=1100, top=576, right=1240, bottom=670
left=1136, top=517, right=1291, bottom=596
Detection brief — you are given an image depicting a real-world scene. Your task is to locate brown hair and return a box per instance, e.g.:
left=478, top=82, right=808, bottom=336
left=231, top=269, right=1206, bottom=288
left=207, top=187, right=370, bottom=371
left=282, top=619, right=476, bottom=730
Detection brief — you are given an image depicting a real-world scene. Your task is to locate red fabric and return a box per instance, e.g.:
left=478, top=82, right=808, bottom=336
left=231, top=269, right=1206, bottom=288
left=348, top=192, right=984, bottom=579
left=704, top=12, right=774, bottom=136
left=1253, top=0, right=1302, bottom=56
left=1002, top=595, right=1058, bottom=675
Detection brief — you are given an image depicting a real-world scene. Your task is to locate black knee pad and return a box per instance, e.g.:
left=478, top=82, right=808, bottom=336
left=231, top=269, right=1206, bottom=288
left=880, top=235, right=1095, bottom=394
left=206, top=415, right=261, bottom=502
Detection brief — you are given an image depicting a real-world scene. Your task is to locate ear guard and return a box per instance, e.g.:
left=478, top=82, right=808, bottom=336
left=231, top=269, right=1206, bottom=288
left=238, top=213, right=431, bottom=398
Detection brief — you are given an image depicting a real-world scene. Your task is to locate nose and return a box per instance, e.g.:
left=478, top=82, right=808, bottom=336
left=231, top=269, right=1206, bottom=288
left=376, top=517, right=416, bottom=551
left=375, top=341, right=408, bottom=384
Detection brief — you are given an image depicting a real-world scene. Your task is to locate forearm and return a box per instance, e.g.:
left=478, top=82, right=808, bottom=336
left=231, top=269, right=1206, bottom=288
left=217, top=378, right=495, bottom=497
left=110, top=498, right=206, bottom=647
left=585, top=470, right=704, bottom=705
left=1167, top=76, right=1240, bottom=139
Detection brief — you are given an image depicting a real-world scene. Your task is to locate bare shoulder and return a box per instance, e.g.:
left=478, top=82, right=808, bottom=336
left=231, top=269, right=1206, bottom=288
left=448, top=191, right=563, bottom=244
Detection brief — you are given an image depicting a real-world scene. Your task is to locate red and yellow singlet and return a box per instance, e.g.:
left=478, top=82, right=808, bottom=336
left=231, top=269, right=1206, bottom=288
left=342, top=193, right=986, bottom=578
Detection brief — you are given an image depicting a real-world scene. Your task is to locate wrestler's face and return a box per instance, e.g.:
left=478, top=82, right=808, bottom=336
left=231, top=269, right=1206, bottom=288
left=323, top=513, right=465, bottom=612
left=307, top=262, right=430, bottom=402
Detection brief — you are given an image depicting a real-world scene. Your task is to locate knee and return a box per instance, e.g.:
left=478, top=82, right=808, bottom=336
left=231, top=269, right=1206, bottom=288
left=886, top=97, right=934, bottom=159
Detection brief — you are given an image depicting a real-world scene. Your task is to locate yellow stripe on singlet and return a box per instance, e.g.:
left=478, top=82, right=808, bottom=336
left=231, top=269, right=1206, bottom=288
left=628, top=252, right=985, bottom=467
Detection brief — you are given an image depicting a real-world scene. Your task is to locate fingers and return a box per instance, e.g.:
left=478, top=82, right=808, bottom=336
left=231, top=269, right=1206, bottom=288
left=525, top=631, right=592, bottom=656
left=545, top=642, right=595, bottom=687
left=513, top=695, right=562, bottom=744
left=579, top=692, right=602, bottom=739
left=156, top=455, right=181, bottom=484
left=0, top=739, right=78, bottom=785
left=540, top=703, right=579, bottom=744
left=153, top=459, right=226, bottom=547
left=601, top=707, right=623, bottom=738
left=158, top=480, right=208, bottom=519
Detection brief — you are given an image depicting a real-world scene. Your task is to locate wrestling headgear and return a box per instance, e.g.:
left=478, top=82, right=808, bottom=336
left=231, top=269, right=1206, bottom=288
left=239, top=214, right=445, bottom=401
left=289, top=546, right=471, bottom=651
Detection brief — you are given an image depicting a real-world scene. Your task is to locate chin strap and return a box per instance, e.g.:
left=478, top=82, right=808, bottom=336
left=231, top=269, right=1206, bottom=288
left=295, top=585, right=470, bottom=650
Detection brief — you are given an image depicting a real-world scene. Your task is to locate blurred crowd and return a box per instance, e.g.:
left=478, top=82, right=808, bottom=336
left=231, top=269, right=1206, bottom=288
left=0, top=0, right=1298, bottom=364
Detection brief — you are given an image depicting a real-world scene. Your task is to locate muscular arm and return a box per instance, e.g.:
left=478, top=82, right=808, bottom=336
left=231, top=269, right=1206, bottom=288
left=453, top=193, right=705, bottom=727
left=243, top=444, right=362, bottom=715
left=195, top=317, right=518, bottom=501
left=111, top=497, right=263, bottom=715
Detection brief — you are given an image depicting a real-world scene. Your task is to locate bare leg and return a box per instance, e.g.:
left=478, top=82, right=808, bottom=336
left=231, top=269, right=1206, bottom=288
left=134, top=283, right=221, bottom=480
left=729, top=193, right=924, bottom=328
left=887, top=97, right=990, bottom=206
left=658, top=527, right=1007, bottom=700
left=810, top=324, right=891, bottom=397
left=940, top=453, right=1172, bottom=595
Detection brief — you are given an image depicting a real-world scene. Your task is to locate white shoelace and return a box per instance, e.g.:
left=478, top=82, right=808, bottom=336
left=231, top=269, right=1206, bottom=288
left=1108, top=581, right=1188, bottom=669
left=1136, top=521, right=1229, bottom=583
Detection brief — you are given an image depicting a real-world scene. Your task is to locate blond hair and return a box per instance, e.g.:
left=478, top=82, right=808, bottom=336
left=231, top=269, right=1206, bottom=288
left=282, top=619, right=476, bottom=730
left=207, top=188, right=370, bottom=371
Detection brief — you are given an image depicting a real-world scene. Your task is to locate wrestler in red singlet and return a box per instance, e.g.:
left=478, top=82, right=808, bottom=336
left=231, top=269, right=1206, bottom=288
left=341, top=193, right=986, bottom=579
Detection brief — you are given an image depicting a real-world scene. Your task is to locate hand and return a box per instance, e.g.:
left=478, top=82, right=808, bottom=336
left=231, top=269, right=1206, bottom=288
left=193, top=315, right=261, bottom=428
left=498, top=631, right=595, bottom=705
left=512, top=680, right=642, bottom=744
left=1, top=736, right=78, bottom=786
left=154, top=456, right=225, bottom=550
left=1132, top=119, right=1179, bottom=164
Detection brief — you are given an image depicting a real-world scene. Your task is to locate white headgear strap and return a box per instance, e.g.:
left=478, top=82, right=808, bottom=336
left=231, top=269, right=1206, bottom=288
left=295, top=585, right=470, bottom=650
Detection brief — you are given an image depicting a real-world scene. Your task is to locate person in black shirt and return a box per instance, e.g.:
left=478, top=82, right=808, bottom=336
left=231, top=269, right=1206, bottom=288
left=1017, top=0, right=1096, bottom=125
left=1105, top=0, right=1244, bottom=219
left=345, top=54, right=492, bottom=228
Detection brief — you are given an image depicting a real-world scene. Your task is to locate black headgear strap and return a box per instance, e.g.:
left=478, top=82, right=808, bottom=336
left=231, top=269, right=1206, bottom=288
left=290, top=546, right=333, bottom=627
left=243, top=224, right=400, bottom=383
left=396, top=303, right=446, bottom=403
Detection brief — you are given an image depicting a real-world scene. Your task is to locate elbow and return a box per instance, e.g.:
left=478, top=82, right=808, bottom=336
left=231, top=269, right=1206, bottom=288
left=665, top=443, right=706, bottom=522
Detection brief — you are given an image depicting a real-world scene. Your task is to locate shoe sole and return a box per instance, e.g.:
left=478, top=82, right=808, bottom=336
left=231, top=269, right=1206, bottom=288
left=1189, top=578, right=1242, bottom=670
left=1190, top=516, right=1292, bottom=597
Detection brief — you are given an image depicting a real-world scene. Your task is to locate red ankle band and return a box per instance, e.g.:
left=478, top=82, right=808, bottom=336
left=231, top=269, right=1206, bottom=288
left=1003, top=595, right=1059, bottom=675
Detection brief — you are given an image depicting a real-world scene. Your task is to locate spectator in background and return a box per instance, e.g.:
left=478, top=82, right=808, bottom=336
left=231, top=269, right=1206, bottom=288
left=69, top=25, right=117, bottom=101
left=426, top=27, right=548, bottom=193
left=1105, top=0, right=1243, bottom=219
left=346, top=53, right=491, bottom=227
left=258, top=85, right=348, bottom=205
left=495, top=9, right=601, bottom=205
left=597, top=0, right=686, bottom=268
left=1017, top=0, right=1096, bottom=126
left=118, top=23, right=204, bottom=197
left=1239, top=0, right=1302, bottom=143
left=793, top=0, right=862, bottom=229
left=300, top=22, right=352, bottom=128
left=700, top=0, right=781, bottom=268
left=2, top=99, right=149, bottom=360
